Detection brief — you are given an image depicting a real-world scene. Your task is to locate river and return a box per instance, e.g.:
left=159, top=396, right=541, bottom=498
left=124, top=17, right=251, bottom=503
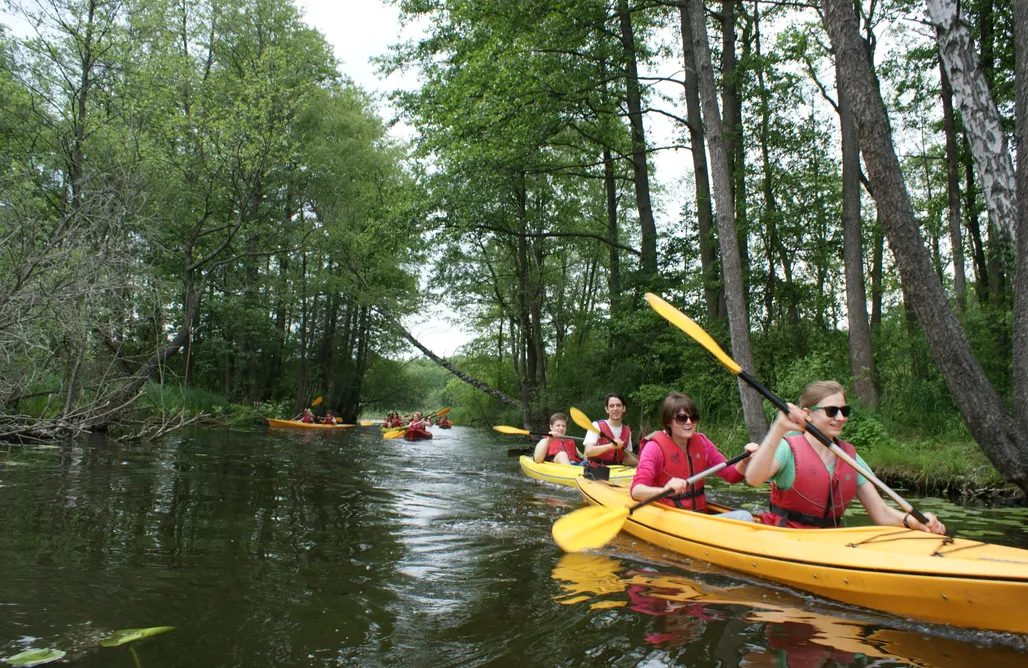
left=2, top=426, right=1027, bottom=667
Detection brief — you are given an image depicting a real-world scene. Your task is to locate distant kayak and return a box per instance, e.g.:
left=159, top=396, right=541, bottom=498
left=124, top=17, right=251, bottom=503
left=266, top=418, right=355, bottom=430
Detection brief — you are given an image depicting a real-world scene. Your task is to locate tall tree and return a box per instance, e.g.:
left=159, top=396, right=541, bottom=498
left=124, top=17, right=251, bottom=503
left=822, top=0, right=1028, bottom=494
left=687, top=0, right=767, bottom=440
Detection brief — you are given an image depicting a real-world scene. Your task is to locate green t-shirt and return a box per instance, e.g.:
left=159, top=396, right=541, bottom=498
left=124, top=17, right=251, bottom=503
left=769, top=437, right=869, bottom=491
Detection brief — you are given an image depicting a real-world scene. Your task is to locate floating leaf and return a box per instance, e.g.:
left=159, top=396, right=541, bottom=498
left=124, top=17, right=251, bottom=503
left=3, top=648, right=67, bottom=666
left=99, top=626, right=175, bottom=647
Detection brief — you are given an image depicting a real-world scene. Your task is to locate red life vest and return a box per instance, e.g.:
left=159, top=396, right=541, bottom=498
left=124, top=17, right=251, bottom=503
left=759, top=434, right=859, bottom=528
left=545, top=437, right=581, bottom=463
left=589, top=420, right=632, bottom=465
left=647, top=431, right=710, bottom=512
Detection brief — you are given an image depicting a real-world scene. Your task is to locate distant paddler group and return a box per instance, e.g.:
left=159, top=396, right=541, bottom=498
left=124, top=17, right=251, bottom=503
left=381, top=408, right=452, bottom=441
left=266, top=397, right=355, bottom=429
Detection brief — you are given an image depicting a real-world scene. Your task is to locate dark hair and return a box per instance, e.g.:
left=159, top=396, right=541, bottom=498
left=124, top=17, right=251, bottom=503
left=549, top=412, right=568, bottom=426
left=604, top=393, right=626, bottom=408
left=659, top=392, right=699, bottom=434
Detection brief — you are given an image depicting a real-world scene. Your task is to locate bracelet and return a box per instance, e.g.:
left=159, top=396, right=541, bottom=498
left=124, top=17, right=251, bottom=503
left=902, top=513, right=912, bottom=529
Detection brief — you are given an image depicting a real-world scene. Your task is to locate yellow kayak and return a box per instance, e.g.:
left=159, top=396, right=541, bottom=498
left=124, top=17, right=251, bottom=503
left=575, top=477, right=1028, bottom=634
left=520, top=456, right=634, bottom=487
left=266, top=418, right=355, bottom=429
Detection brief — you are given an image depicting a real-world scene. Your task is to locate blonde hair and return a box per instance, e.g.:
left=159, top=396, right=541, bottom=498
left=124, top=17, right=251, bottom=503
left=798, top=381, right=845, bottom=410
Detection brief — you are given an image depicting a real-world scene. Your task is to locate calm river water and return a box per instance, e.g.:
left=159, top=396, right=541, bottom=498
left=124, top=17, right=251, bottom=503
left=2, top=426, right=1027, bottom=667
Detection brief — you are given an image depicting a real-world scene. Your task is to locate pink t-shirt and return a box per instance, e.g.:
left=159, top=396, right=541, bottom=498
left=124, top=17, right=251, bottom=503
left=631, top=432, right=743, bottom=494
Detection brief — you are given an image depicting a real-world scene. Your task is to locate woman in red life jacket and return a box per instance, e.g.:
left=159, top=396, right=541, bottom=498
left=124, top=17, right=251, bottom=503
left=745, top=381, right=946, bottom=533
left=532, top=413, right=583, bottom=464
left=631, top=392, right=756, bottom=521
left=300, top=408, right=316, bottom=424
left=583, top=393, right=639, bottom=466
left=322, top=411, right=337, bottom=425
left=405, top=411, right=432, bottom=440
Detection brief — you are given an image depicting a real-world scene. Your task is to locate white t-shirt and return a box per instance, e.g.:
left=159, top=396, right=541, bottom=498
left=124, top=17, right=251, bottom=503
left=583, top=421, right=633, bottom=452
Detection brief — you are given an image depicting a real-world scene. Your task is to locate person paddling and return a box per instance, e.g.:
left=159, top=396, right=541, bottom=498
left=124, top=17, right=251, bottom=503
left=745, top=381, right=945, bottom=533
left=583, top=393, right=639, bottom=466
left=300, top=408, right=316, bottom=424
left=630, top=392, right=755, bottom=521
left=533, top=413, right=583, bottom=464
left=405, top=411, right=432, bottom=440
left=322, top=410, right=337, bottom=425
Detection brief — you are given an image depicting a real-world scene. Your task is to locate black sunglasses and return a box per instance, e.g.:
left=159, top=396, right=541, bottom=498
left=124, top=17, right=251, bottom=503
left=673, top=413, right=700, bottom=425
left=810, top=405, right=851, bottom=418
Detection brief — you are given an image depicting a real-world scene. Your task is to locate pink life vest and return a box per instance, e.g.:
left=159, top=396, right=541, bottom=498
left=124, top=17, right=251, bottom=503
left=759, top=434, right=859, bottom=528
left=589, top=420, right=632, bottom=465
left=646, top=431, right=711, bottom=511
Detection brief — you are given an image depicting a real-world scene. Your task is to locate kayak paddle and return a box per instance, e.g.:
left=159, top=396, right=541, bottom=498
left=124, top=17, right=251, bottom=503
left=552, top=450, right=753, bottom=552
left=644, top=292, right=932, bottom=526
left=569, top=407, right=601, bottom=434
left=311, top=396, right=323, bottom=407
left=492, top=425, right=586, bottom=441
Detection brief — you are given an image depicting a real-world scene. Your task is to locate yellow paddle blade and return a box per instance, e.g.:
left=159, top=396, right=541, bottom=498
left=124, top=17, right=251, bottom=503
left=433, top=407, right=452, bottom=418
left=383, top=429, right=406, bottom=439
left=359, top=420, right=375, bottom=426
left=311, top=396, right=323, bottom=406
left=569, top=407, right=600, bottom=434
left=552, top=505, right=631, bottom=553
left=645, top=293, right=742, bottom=375
left=493, top=425, right=531, bottom=436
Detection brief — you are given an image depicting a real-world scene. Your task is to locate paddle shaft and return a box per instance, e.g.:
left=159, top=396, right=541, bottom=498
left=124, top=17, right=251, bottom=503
left=627, top=450, right=752, bottom=514
left=526, top=431, right=586, bottom=442
left=738, top=369, right=929, bottom=525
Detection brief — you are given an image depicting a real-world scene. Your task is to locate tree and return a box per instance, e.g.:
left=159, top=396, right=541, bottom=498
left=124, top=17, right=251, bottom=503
left=822, top=0, right=1028, bottom=494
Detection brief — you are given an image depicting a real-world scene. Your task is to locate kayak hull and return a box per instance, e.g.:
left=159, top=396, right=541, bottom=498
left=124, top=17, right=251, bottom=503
left=521, top=456, right=634, bottom=487
left=403, top=428, right=433, bottom=441
left=575, top=477, right=1028, bottom=634
left=266, top=418, right=355, bottom=430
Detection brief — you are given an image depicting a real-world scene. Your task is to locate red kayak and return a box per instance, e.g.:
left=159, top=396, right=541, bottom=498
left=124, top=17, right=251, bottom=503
left=404, top=427, right=433, bottom=441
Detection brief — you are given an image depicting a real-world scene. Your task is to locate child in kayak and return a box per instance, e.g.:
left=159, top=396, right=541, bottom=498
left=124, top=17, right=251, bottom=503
left=745, top=380, right=945, bottom=533
left=631, top=392, right=755, bottom=521
left=322, top=411, right=337, bottom=425
left=533, top=413, right=583, bottom=464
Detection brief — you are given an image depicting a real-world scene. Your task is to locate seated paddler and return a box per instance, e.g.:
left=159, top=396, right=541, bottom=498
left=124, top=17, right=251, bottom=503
left=533, top=412, right=583, bottom=464
left=745, top=380, right=945, bottom=534
left=631, top=392, right=755, bottom=521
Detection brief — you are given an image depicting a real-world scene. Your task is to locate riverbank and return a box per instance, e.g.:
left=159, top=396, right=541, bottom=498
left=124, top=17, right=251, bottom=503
left=704, top=422, right=1025, bottom=507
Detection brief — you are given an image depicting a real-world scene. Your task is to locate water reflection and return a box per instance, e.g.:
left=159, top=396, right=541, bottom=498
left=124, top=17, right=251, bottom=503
left=552, top=553, right=1028, bottom=667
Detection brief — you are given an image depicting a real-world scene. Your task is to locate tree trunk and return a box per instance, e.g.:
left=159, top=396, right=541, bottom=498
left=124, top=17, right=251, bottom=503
left=925, top=0, right=1016, bottom=239
left=837, top=53, right=878, bottom=408
left=380, top=311, right=522, bottom=414
left=617, top=0, right=658, bottom=279
left=940, top=61, right=967, bottom=312
left=603, top=148, right=622, bottom=319
left=679, top=1, right=720, bottom=320
left=1011, top=0, right=1028, bottom=426
left=963, top=134, right=989, bottom=303
left=293, top=253, right=310, bottom=416
left=822, top=0, right=1028, bottom=493
left=722, top=0, right=749, bottom=296
left=687, top=0, right=767, bottom=440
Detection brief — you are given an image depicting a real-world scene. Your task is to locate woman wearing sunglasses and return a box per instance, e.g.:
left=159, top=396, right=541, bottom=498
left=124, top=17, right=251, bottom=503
left=745, top=381, right=945, bottom=533
left=631, top=392, right=756, bottom=521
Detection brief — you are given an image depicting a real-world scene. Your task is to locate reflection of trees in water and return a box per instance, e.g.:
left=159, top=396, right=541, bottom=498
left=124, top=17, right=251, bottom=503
left=0, top=431, right=407, bottom=665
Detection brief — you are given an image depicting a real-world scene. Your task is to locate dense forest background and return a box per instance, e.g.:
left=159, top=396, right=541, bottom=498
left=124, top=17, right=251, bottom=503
left=3, top=0, right=1028, bottom=491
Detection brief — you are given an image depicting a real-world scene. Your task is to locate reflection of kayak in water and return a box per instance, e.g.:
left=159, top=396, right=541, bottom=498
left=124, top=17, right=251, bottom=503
left=552, top=553, right=1028, bottom=667
left=573, top=477, right=1028, bottom=634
